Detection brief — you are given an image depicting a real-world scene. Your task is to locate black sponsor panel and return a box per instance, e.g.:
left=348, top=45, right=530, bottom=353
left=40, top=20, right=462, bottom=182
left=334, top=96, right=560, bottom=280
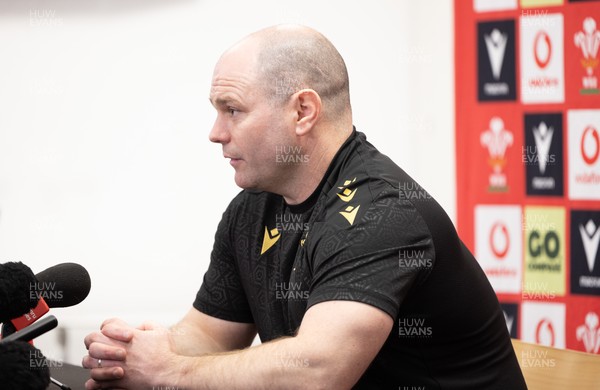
left=571, top=210, right=600, bottom=296
left=477, top=20, right=517, bottom=101
left=524, top=113, right=564, bottom=196
left=500, top=302, right=519, bottom=338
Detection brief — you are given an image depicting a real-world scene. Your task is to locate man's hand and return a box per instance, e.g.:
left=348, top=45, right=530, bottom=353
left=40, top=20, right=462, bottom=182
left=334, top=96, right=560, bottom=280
left=82, top=309, right=256, bottom=389
left=82, top=318, right=132, bottom=385
left=82, top=319, right=180, bottom=389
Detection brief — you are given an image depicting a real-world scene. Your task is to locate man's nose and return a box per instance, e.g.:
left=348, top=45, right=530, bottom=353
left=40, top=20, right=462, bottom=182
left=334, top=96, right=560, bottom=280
left=209, top=116, right=230, bottom=144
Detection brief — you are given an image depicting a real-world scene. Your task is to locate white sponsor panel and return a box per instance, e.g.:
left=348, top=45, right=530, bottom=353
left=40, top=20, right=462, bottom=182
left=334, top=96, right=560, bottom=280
left=474, top=0, right=517, bottom=12
left=520, top=13, right=565, bottom=103
left=475, top=205, right=522, bottom=293
left=568, top=110, right=600, bottom=200
left=521, top=301, right=566, bottom=348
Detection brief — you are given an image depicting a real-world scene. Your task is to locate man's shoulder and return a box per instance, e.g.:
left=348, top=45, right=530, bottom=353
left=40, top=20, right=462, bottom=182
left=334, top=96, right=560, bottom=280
left=348, top=131, right=445, bottom=223
left=313, top=132, right=428, bottom=233
left=327, top=131, right=414, bottom=207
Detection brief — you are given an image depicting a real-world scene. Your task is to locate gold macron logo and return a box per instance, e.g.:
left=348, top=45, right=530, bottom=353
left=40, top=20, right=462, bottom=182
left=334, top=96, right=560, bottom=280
left=260, top=226, right=281, bottom=255
left=300, top=230, right=308, bottom=247
left=337, top=177, right=358, bottom=202
left=337, top=177, right=361, bottom=225
left=339, top=205, right=361, bottom=225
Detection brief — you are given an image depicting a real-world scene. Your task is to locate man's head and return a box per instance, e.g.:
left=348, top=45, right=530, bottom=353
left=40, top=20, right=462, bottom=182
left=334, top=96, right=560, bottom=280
left=209, top=25, right=352, bottom=197
left=253, top=25, right=351, bottom=122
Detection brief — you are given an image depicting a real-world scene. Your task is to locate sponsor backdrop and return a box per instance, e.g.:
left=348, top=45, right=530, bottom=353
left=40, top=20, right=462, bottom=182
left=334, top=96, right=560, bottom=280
left=456, top=0, right=600, bottom=354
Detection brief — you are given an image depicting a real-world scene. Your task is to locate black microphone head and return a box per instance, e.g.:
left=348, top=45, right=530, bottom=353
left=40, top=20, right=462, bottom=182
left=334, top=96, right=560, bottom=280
left=0, top=340, right=50, bottom=390
left=0, top=262, right=39, bottom=323
left=35, top=262, right=91, bottom=308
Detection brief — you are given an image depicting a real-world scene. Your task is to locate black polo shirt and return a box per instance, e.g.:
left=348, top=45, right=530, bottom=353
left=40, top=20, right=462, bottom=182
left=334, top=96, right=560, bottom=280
left=194, top=129, right=527, bottom=389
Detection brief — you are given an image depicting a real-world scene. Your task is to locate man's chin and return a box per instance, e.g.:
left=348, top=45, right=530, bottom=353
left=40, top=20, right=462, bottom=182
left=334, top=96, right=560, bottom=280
left=233, top=173, right=259, bottom=191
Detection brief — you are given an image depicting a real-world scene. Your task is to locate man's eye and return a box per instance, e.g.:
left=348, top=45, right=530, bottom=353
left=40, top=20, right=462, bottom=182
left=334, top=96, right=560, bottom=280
left=228, top=108, right=238, bottom=116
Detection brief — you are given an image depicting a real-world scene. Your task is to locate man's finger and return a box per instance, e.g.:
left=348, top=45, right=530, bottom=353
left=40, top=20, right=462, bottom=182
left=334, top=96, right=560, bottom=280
left=88, top=342, right=127, bottom=361
left=101, top=323, right=133, bottom=342
left=85, top=377, right=125, bottom=390
left=84, top=331, right=127, bottom=350
left=100, top=317, right=131, bottom=331
left=81, top=355, right=124, bottom=370
left=89, top=366, right=125, bottom=382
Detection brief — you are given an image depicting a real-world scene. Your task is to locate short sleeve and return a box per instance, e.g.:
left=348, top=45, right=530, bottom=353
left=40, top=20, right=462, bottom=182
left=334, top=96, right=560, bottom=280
left=306, top=191, right=434, bottom=319
left=193, top=198, right=254, bottom=323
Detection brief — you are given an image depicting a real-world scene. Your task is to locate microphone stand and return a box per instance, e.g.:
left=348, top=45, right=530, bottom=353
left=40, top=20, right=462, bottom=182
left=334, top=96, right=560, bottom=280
left=1, top=315, right=73, bottom=390
left=51, top=376, right=71, bottom=390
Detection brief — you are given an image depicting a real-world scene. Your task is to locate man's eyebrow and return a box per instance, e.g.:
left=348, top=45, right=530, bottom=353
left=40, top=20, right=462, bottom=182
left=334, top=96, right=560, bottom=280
left=209, top=96, right=241, bottom=107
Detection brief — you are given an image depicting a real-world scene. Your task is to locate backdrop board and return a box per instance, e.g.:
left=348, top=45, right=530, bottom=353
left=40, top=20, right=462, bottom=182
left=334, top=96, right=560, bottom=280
left=456, top=0, right=600, bottom=354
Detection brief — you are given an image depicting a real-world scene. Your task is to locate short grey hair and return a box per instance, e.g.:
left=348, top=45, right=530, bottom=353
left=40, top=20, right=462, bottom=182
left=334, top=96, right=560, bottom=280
left=254, top=26, right=351, bottom=121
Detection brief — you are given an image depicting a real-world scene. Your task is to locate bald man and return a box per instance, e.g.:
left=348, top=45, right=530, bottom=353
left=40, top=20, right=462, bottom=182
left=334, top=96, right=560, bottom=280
left=82, top=25, right=527, bottom=389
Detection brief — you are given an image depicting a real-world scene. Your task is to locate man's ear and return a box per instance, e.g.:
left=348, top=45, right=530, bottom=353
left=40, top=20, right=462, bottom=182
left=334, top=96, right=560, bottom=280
left=293, top=89, right=321, bottom=136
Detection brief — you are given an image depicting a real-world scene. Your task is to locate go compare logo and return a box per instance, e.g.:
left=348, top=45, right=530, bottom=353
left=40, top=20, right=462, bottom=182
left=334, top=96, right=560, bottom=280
left=523, top=206, right=566, bottom=297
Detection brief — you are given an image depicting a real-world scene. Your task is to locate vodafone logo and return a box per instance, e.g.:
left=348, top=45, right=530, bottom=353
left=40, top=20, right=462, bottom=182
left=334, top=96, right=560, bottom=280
left=535, top=318, right=556, bottom=346
left=475, top=205, right=522, bottom=294
left=490, top=222, right=510, bottom=259
left=534, top=31, right=552, bottom=69
left=581, top=126, right=600, bottom=166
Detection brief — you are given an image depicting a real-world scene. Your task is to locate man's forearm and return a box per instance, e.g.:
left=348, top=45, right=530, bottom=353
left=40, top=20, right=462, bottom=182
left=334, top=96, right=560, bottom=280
left=169, top=322, right=232, bottom=357
left=169, top=337, right=338, bottom=390
left=168, top=309, right=257, bottom=357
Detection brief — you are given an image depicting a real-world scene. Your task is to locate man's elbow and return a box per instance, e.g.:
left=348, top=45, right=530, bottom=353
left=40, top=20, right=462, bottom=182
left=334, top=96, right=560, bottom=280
left=299, top=354, right=363, bottom=390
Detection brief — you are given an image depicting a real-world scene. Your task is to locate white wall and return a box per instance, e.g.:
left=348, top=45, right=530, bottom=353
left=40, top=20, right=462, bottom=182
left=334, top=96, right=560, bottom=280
left=0, top=0, right=454, bottom=364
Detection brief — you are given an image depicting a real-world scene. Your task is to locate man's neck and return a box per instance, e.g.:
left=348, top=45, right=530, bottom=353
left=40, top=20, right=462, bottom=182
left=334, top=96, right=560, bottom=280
left=281, top=126, right=352, bottom=205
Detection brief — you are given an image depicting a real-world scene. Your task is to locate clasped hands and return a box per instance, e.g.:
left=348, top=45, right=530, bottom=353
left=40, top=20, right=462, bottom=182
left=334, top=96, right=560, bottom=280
left=82, top=318, right=181, bottom=390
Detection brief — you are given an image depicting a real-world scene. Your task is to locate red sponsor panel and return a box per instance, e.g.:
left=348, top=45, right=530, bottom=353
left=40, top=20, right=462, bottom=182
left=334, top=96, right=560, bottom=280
left=566, top=296, right=600, bottom=353
left=564, top=4, right=600, bottom=107
left=469, top=109, right=525, bottom=204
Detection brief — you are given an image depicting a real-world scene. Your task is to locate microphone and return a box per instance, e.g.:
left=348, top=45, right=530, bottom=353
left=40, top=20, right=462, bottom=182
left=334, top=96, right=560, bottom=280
left=0, top=262, right=91, bottom=337
left=0, top=262, right=39, bottom=322
left=35, top=262, right=92, bottom=308
left=0, top=339, right=51, bottom=390
left=1, top=315, right=58, bottom=343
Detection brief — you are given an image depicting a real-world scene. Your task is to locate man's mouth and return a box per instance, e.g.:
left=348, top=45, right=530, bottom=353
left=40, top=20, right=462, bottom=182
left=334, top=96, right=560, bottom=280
left=224, top=155, right=242, bottom=166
